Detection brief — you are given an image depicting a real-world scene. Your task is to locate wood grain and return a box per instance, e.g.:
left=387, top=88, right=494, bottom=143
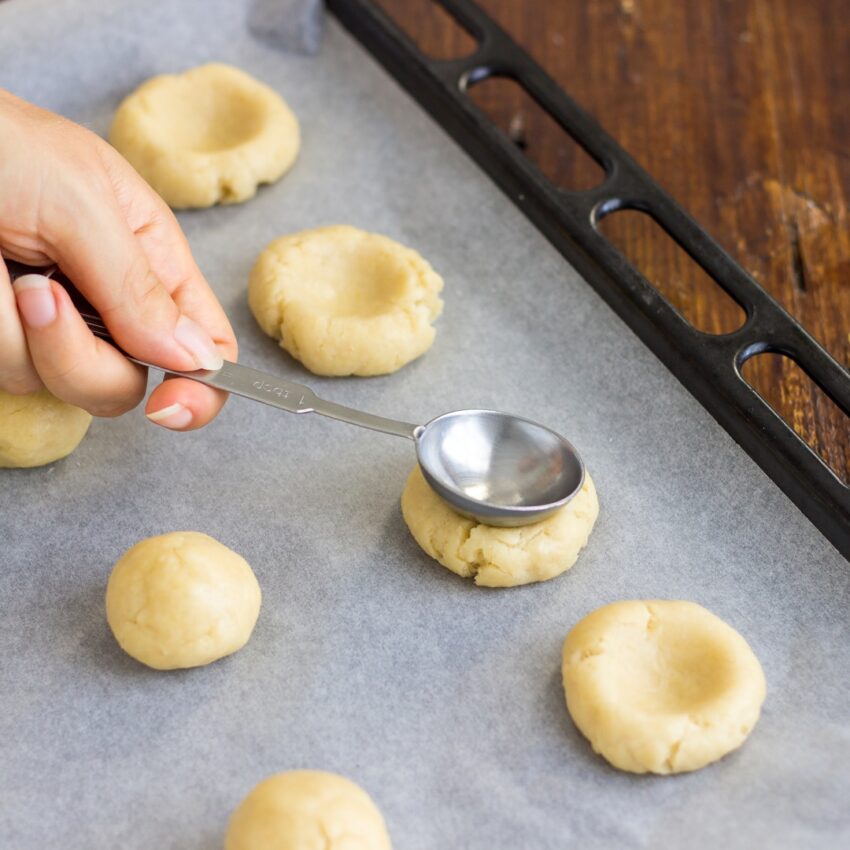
left=381, top=0, right=850, bottom=484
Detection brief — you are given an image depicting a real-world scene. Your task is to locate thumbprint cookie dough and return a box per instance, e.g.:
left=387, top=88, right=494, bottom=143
left=562, top=600, right=766, bottom=774
left=248, top=225, right=444, bottom=376
left=0, top=387, right=91, bottom=468
left=105, top=531, right=261, bottom=670
left=225, top=770, right=392, bottom=850
left=401, top=464, right=598, bottom=587
left=109, top=63, right=300, bottom=208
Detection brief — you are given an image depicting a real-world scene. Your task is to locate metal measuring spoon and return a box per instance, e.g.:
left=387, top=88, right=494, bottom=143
left=7, top=262, right=585, bottom=527
left=144, top=361, right=587, bottom=527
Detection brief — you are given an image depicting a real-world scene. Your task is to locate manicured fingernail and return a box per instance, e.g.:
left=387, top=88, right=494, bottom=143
left=174, top=315, right=223, bottom=371
left=12, top=274, right=57, bottom=328
left=146, top=402, right=193, bottom=429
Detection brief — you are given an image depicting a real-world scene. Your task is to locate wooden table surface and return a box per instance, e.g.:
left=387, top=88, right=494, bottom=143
left=384, top=0, right=850, bottom=485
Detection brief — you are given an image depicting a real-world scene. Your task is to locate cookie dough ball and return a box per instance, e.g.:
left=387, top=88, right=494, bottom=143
left=109, top=63, right=299, bottom=208
left=248, top=226, right=444, bottom=376
left=0, top=388, right=91, bottom=468
left=401, top=464, right=598, bottom=587
left=225, top=771, right=392, bottom=850
left=106, top=532, right=261, bottom=670
left=562, top=600, right=766, bottom=774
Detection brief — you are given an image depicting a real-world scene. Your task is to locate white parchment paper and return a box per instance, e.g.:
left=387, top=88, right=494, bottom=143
left=1, top=1, right=848, bottom=848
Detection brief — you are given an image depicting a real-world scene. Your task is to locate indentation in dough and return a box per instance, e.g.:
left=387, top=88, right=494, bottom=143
left=312, top=248, right=410, bottom=318
left=109, top=63, right=300, bottom=208
left=561, top=600, right=767, bottom=774
left=401, top=464, right=599, bottom=587
left=248, top=225, right=444, bottom=376
left=138, top=75, right=267, bottom=152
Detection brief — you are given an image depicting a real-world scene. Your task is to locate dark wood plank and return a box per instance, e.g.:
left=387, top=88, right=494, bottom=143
left=381, top=0, right=850, bottom=485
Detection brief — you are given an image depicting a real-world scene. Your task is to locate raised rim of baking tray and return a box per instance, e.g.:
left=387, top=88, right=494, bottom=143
left=327, top=0, right=850, bottom=561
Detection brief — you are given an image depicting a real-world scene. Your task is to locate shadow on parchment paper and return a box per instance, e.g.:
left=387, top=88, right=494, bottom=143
left=544, top=667, right=689, bottom=785
left=67, top=582, right=248, bottom=687
left=375, top=498, right=527, bottom=595
left=544, top=667, right=611, bottom=772
left=60, top=582, right=164, bottom=679
left=195, top=829, right=226, bottom=850
left=377, top=506, right=461, bottom=588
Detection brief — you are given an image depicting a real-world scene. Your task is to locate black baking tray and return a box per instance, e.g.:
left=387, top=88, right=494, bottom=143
left=327, top=0, right=850, bottom=560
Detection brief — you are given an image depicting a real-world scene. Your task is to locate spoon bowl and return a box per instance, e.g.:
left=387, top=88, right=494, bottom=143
left=415, top=410, right=585, bottom=526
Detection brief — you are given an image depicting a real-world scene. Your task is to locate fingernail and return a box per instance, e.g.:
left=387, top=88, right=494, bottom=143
left=146, top=402, right=193, bottom=429
left=174, top=315, right=224, bottom=371
left=12, top=274, right=57, bottom=328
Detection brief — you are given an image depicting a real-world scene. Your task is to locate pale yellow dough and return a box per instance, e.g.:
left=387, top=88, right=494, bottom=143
left=401, top=464, right=598, bottom=587
left=105, top=532, right=261, bottom=670
left=248, top=225, right=444, bottom=376
left=109, top=63, right=300, bottom=208
left=562, top=600, right=766, bottom=774
left=0, top=388, right=91, bottom=468
left=225, top=771, right=392, bottom=850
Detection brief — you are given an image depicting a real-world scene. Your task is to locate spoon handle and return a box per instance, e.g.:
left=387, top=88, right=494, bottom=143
left=164, top=360, right=421, bottom=441
left=5, top=260, right=420, bottom=441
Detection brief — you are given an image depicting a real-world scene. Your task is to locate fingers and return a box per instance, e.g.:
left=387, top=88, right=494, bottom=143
left=122, top=189, right=237, bottom=433
left=0, top=259, right=42, bottom=393
left=132, top=203, right=237, bottom=432
left=144, top=378, right=229, bottom=432
left=40, top=171, right=223, bottom=374
left=12, top=274, right=147, bottom=416
left=10, top=271, right=231, bottom=427
left=140, top=211, right=237, bottom=364
left=95, top=141, right=237, bottom=361
left=112, top=165, right=237, bottom=364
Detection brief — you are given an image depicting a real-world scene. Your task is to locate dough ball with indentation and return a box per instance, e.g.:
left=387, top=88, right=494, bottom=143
left=248, top=226, right=444, bottom=376
left=400, top=464, right=598, bottom=587
left=109, top=63, right=299, bottom=208
left=225, top=770, right=392, bottom=850
left=105, top=531, right=261, bottom=670
left=562, top=600, right=766, bottom=774
left=0, top=388, right=92, bottom=468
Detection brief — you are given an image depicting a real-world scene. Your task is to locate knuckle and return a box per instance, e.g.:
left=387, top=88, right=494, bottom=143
left=124, top=260, right=162, bottom=310
left=39, top=356, right=86, bottom=386
left=98, top=256, right=162, bottom=322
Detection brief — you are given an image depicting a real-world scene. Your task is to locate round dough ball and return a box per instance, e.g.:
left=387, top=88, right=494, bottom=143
left=0, top=388, right=91, bottom=468
left=109, top=63, right=299, bottom=208
left=248, top=225, right=444, bottom=376
left=562, top=600, right=766, bottom=774
left=105, top=531, right=261, bottom=670
left=225, top=770, right=392, bottom=850
left=401, top=464, right=598, bottom=587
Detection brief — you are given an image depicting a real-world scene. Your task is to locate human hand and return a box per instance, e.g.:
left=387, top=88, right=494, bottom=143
left=0, top=88, right=237, bottom=430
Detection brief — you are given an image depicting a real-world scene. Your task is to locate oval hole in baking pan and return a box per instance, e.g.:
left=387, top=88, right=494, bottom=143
left=739, top=351, right=850, bottom=486
left=373, top=0, right=479, bottom=60
left=466, top=74, right=607, bottom=192
left=597, top=207, right=747, bottom=334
